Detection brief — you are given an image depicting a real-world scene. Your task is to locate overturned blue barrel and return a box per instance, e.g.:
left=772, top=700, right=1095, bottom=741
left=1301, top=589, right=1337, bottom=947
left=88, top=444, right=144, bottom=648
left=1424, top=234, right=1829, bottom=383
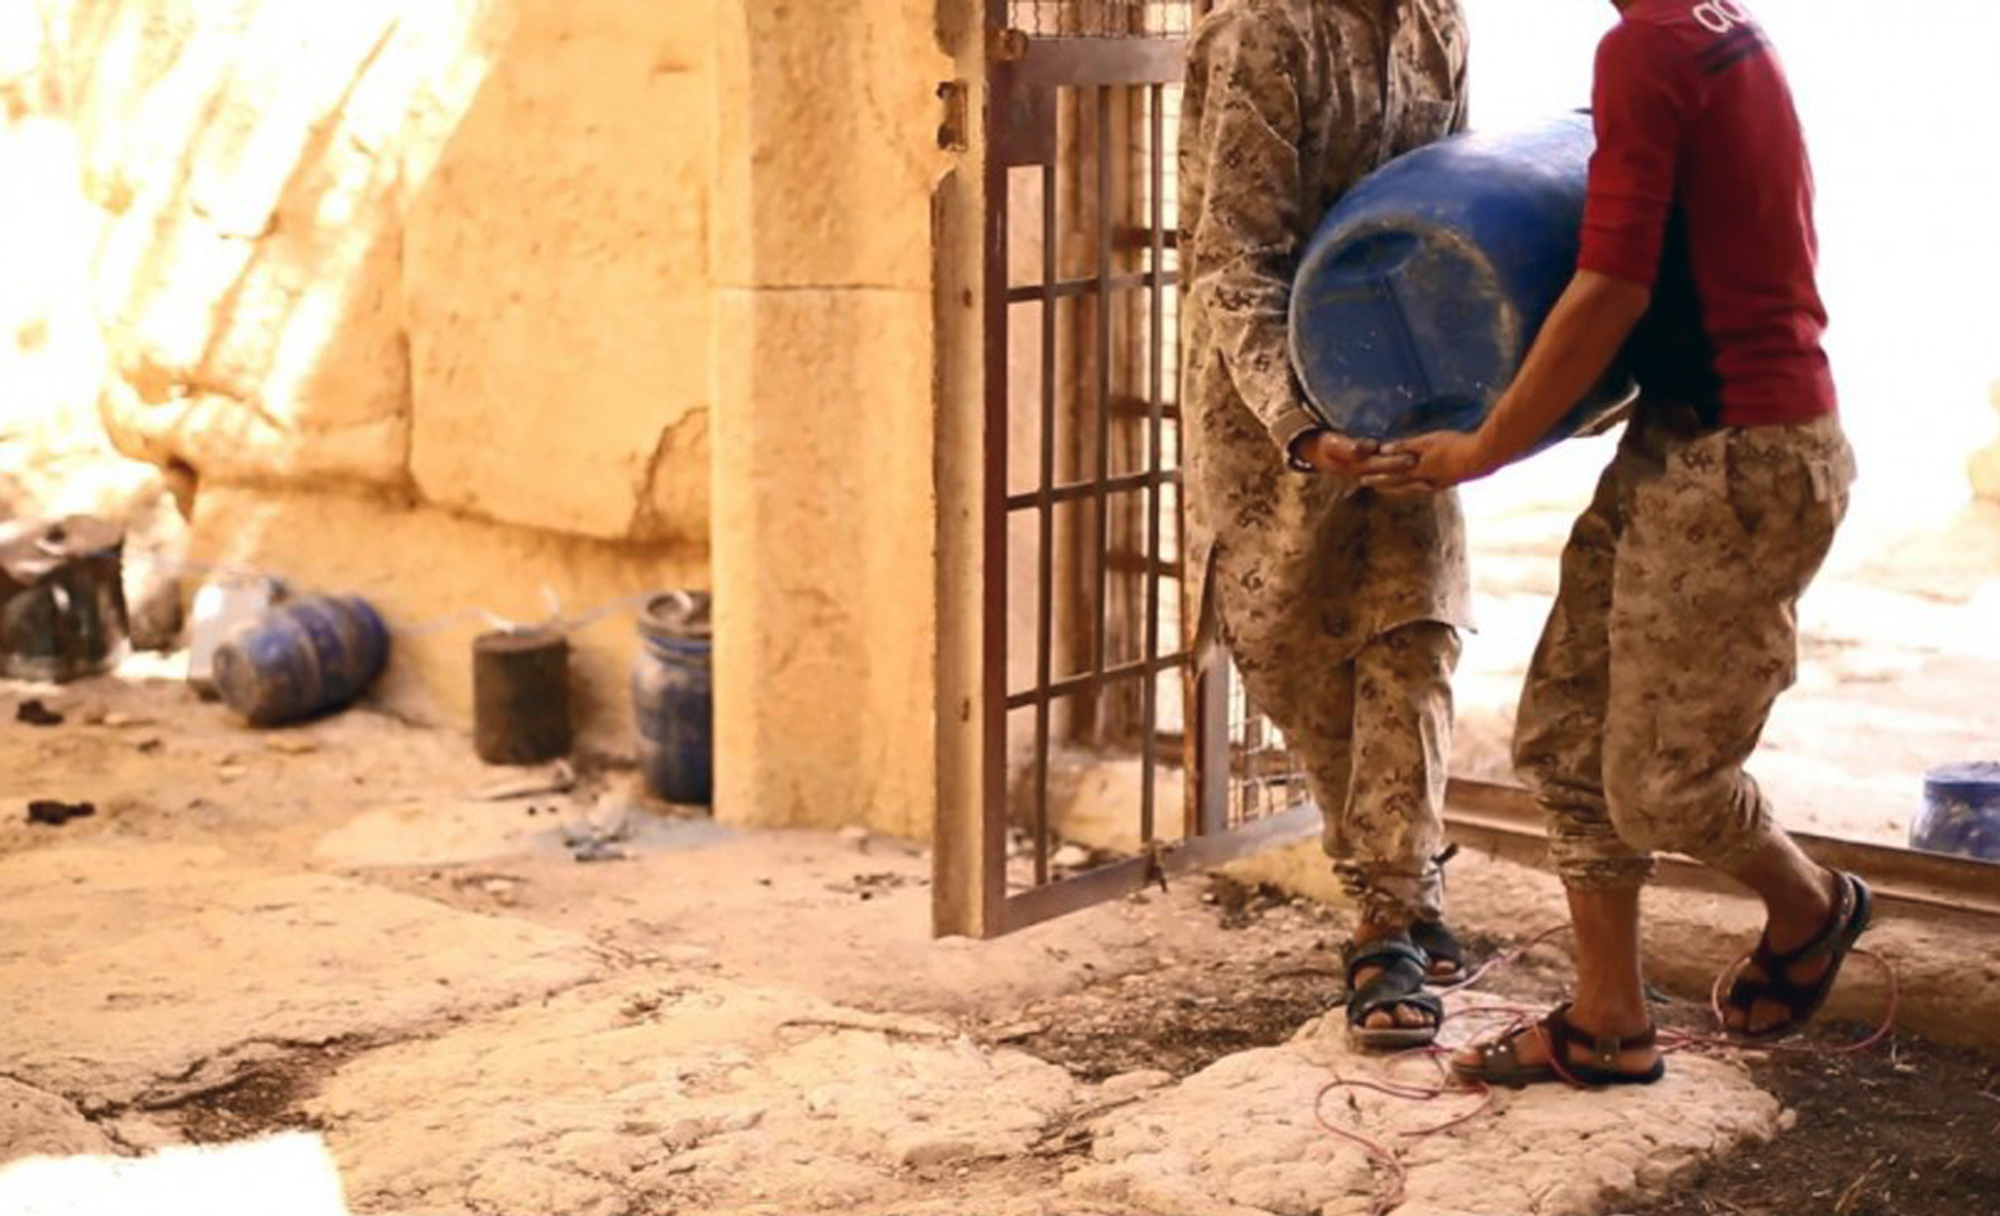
left=1289, top=112, right=1633, bottom=447
left=632, top=591, right=712, bottom=807
left=212, top=595, right=389, bottom=725
left=1911, top=763, right=2000, bottom=863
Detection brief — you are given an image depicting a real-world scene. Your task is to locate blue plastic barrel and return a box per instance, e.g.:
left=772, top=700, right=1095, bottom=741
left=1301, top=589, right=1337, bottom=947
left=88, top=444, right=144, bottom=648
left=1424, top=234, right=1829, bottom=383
left=1289, top=112, right=1633, bottom=447
left=633, top=591, right=713, bottom=807
left=211, top=595, right=389, bottom=725
left=1911, top=763, right=2000, bottom=862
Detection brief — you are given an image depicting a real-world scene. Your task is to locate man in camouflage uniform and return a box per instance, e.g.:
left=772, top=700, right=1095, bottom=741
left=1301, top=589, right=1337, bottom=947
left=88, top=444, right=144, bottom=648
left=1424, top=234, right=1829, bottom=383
left=1380, top=0, right=1873, bottom=1086
left=1179, top=0, right=1472, bottom=1042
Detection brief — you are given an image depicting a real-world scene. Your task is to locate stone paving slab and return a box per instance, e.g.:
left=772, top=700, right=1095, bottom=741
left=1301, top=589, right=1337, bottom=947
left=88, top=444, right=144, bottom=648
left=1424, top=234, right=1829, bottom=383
left=0, top=1081, right=113, bottom=1168
left=1067, top=1008, right=1782, bottom=1216
left=309, top=971, right=1786, bottom=1216
left=0, top=844, right=600, bottom=1104
left=311, top=977, right=1079, bottom=1215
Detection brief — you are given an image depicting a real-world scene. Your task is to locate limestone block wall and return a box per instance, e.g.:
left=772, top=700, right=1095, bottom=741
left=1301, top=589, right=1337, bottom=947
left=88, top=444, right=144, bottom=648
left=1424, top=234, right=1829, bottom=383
left=0, top=0, right=718, bottom=742
left=404, top=0, right=713, bottom=542
left=4, top=0, right=961, bottom=839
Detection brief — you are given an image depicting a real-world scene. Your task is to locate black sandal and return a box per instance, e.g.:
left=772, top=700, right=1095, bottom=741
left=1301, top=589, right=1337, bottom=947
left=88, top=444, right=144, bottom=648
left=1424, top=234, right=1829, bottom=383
left=1343, top=933, right=1443, bottom=1050
left=1723, top=871, right=1874, bottom=1039
left=1409, top=917, right=1467, bottom=984
left=1454, top=1003, right=1665, bottom=1089
left=1410, top=845, right=1469, bottom=984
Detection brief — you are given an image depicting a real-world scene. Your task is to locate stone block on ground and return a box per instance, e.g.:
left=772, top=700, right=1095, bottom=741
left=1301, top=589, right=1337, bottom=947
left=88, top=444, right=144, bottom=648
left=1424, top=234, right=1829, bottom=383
left=0, top=843, right=599, bottom=1103
left=311, top=978, right=1077, bottom=1215
left=1067, top=1004, right=1780, bottom=1216
left=0, top=1079, right=115, bottom=1167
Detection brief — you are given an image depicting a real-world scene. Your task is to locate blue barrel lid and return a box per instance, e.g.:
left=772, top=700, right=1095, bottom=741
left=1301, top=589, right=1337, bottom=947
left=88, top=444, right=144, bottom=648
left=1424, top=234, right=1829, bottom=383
left=1923, top=762, right=2000, bottom=796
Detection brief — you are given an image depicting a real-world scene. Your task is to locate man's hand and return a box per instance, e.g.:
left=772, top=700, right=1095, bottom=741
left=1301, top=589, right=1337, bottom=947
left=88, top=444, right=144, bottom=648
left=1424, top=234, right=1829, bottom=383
left=1290, top=430, right=1418, bottom=479
left=1363, top=429, right=1496, bottom=496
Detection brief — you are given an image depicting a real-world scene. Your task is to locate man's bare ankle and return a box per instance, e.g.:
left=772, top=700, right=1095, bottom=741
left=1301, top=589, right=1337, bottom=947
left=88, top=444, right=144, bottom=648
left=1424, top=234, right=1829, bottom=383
left=1767, top=864, right=1840, bottom=942
left=1566, top=996, right=1651, bottom=1038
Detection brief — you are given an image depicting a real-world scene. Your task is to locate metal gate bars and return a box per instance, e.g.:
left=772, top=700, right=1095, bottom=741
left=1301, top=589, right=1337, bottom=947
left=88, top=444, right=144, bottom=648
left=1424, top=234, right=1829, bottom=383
left=938, top=0, right=1318, bottom=938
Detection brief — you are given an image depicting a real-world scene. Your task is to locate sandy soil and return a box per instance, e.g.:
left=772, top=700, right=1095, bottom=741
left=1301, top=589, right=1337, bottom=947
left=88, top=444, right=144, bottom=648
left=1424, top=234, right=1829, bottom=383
left=1, top=675, right=1995, bottom=1216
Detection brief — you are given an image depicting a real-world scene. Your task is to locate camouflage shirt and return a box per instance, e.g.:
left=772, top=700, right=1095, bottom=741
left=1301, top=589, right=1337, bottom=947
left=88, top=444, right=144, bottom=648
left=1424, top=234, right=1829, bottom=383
left=1180, top=0, right=1474, bottom=656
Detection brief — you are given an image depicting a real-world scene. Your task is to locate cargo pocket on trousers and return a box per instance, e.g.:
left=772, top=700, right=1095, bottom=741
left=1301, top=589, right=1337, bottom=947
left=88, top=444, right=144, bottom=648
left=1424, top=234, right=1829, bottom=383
left=1656, top=430, right=1750, bottom=548
left=1723, top=430, right=1841, bottom=597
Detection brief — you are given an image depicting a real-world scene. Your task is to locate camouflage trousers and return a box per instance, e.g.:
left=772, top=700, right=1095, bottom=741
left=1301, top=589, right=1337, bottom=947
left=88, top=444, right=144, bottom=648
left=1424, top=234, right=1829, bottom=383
left=1514, top=408, right=1856, bottom=888
left=1219, top=592, right=1460, bottom=923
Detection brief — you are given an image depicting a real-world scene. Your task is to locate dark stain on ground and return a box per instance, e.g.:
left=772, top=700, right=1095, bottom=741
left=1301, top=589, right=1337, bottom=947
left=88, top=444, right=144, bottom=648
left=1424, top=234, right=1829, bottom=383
left=1628, top=1022, right=2000, bottom=1216
left=991, top=876, right=1537, bottom=1084
left=1002, top=965, right=1343, bottom=1084
left=980, top=876, right=1352, bottom=1083
left=162, top=1042, right=362, bottom=1144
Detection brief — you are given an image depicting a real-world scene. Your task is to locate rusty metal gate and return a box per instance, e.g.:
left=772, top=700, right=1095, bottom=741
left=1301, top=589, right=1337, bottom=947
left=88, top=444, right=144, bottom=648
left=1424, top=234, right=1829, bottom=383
left=933, top=0, right=2000, bottom=947
left=938, top=0, right=1319, bottom=938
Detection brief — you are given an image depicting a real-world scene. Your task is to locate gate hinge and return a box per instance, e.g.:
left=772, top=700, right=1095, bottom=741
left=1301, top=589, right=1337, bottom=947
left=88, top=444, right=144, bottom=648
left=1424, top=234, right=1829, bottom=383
left=988, top=26, right=1029, bottom=62
left=936, top=80, right=968, bottom=151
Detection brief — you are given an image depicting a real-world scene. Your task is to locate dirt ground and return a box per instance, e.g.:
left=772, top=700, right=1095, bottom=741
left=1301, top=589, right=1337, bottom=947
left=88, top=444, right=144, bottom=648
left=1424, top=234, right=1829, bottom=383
left=2, top=676, right=1997, bottom=1215
left=1626, top=1027, right=2000, bottom=1216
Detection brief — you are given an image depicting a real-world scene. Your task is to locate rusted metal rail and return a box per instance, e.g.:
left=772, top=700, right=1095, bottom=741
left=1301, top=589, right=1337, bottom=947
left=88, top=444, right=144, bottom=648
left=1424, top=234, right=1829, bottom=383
left=1446, top=778, right=2000, bottom=923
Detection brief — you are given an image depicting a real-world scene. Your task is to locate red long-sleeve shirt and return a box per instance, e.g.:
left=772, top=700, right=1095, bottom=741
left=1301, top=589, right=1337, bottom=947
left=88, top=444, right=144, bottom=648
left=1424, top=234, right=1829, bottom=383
left=1580, top=0, right=1836, bottom=425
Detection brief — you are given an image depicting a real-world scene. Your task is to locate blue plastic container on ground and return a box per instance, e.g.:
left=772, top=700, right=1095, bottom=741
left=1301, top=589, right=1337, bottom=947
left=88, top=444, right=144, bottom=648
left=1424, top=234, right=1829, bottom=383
left=633, top=591, right=713, bottom=807
left=1289, top=112, right=1634, bottom=447
left=1911, top=763, right=2000, bottom=863
left=211, top=594, right=389, bottom=725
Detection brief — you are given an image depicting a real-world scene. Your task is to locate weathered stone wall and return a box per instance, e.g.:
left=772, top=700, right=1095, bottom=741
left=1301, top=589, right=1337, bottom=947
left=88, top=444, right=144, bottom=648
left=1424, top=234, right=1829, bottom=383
left=404, top=0, right=713, bottom=541
left=2, top=0, right=716, bottom=736
left=2, top=0, right=956, bottom=840
left=0, top=0, right=715, bottom=541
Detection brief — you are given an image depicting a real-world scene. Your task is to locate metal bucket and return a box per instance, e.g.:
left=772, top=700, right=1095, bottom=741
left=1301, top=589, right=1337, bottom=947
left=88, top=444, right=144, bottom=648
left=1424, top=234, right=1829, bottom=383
left=473, top=627, right=571, bottom=765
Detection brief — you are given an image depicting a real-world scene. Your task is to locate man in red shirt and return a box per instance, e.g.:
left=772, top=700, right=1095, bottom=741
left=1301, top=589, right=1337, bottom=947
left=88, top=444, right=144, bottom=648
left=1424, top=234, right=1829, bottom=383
left=1372, top=0, right=1872, bottom=1086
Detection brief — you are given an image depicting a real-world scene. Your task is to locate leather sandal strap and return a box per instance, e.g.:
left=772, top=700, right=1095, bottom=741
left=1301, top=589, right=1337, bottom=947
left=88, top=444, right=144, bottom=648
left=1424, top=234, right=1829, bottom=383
left=1726, top=874, right=1874, bottom=1034
left=1347, top=975, right=1441, bottom=1030
left=1758, top=873, right=1858, bottom=971
left=1546, top=1004, right=1657, bottom=1068
left=1731, top=874, right=1860, bottom=1009
left=1343, top=934, right=1428, bottom=986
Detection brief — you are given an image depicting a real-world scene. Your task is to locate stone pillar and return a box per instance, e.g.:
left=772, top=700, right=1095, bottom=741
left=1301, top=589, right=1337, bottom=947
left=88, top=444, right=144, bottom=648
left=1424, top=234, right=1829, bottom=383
left=708, top=1, right=952, bottom=835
